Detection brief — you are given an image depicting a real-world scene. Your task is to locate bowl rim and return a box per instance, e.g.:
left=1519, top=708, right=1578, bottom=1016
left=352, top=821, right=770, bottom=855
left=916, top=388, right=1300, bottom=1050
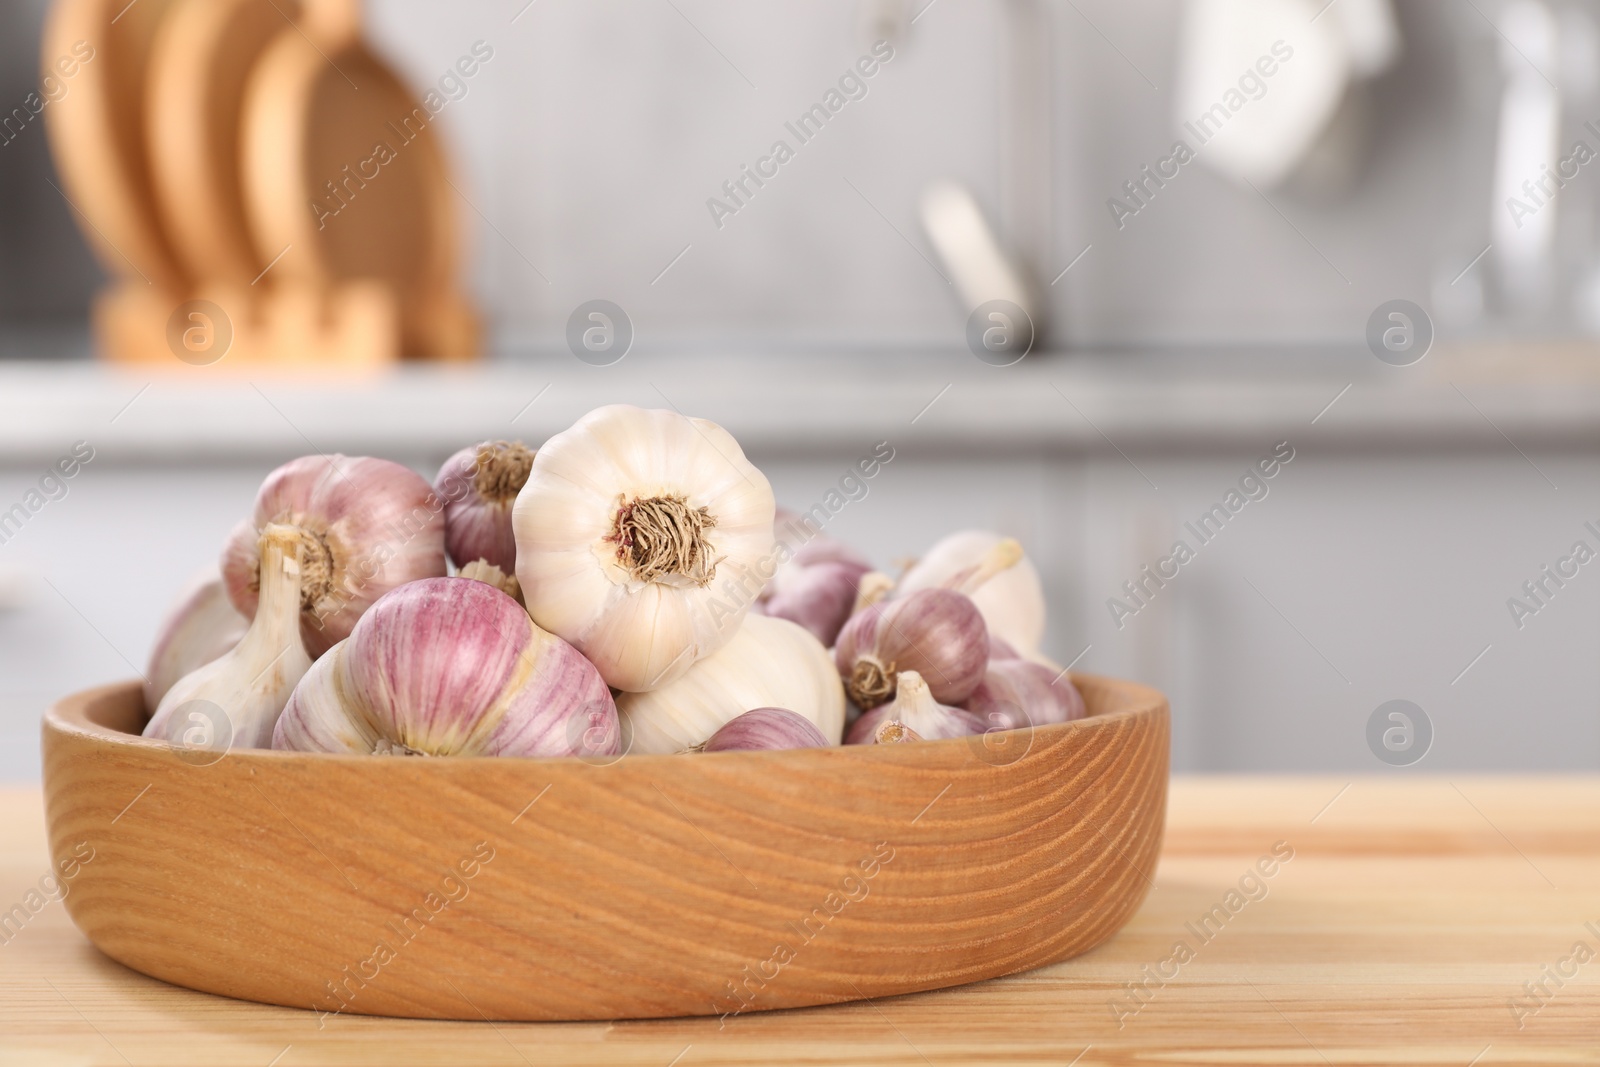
left=44, top=671, right=1169, bottom=769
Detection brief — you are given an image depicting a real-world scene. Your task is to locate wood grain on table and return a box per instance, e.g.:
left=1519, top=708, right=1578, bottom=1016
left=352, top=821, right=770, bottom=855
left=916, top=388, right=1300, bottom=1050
left=2, top=777, right=1597, bottom=1066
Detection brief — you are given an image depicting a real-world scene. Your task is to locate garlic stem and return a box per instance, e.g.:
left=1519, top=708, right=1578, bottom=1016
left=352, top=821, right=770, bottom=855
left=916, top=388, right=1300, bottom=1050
left=459, top=558, right=523, bottom=604
left=946, top=537, right=1023, bottom=596
left=852, top=571, right=895, bottom=614
left=847, top=655, right=897, bottom=709
left=873, top=719, right=923, bottom=744
left=607, top=494, right=720, bottom=586
left=845, top=669, right=983, bottom=743
left=473, top=441, right=535, bottom=503
left=253, top=525, right=304, bottom=640
left=144, top=522, right=313, bottom=751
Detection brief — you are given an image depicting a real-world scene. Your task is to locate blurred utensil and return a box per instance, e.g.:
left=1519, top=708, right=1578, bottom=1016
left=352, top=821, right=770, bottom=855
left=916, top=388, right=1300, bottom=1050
left=146, top=0, right=300, bottom=286
left=1174, top=0, right=1398, bottom=192
left=1491, top=0, right=1560, bottom=312
left=42, top=0, right=188, bottom=291
left=919, top=180, right=1040, bottom=336
left=240, top=0, right=478, bottom=360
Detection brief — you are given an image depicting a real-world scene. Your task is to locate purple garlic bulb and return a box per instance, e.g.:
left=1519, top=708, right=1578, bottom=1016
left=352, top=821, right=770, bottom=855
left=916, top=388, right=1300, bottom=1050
left=435, top=440, right=536, bottom=573
left=273, top=577, right=617, bottom=758
left=700, top=707, right=830, bottom=752
left=963, top=659, right=1086, bottom=732
left=834, top=588, right=989, bottom=709
left=755, top=519, right=873, bottom=647
left=846, top=670, right=984, bottom=744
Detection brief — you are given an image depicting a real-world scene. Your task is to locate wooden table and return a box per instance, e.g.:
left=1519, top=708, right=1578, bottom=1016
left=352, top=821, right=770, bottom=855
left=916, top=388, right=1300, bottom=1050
left=3, top=777, right=1597, bottom=1065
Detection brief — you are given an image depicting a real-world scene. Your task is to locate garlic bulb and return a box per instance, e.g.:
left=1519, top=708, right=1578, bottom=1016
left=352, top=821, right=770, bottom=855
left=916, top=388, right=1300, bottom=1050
left=846, top=670, right=983, bottom=744
left=512, top=404, right=776, bottom=692
left=699, top=707, right=829, bottom=752
left=833, top=588, right=988, bottom=709
left=619, top=614, right=845, bottom=754
left=273, top=577, right=617, bottom=757
left=963, top=659, right=1086, bottom=731
left=144, top=568, right=248, bottom=713
left=989, top=634, right=1022, bottom=660
left=756, top=532, right=872, bottom=648
left=435, top=440, right=534, bottom=573
left=145, top=524, right=312, bottom=751
left=898, top=531, right=1046, bottom=659
left=221, top=454, right=447, bottom=658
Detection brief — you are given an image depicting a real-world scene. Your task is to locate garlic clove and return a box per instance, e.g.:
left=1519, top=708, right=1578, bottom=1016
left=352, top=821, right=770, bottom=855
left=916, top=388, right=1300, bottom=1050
left=758, top=558, right=872, bottom=648
left=513, top=405, right=776, bottom=692
left=145, top=524, right=313, bottom=751
left=435, top=440, right=535, bottom=573
left=699, top=707, right=830, bottom=752
left=458, top=558, right=524, bottom=604
left=753, top=511, right=875, bottom=647
left=221, top=454, right=448, bottom=658
left=988, top=634, right=1022, bottom=660
left=144, top=568, right=249, bottom=713
left=898, top=530, right=1047, bottom=660
left=273, top=577, right=617, bottom=758
left=620, top=614, right=845, bottom=754
left=845, top=670, right=984, bottom=744
left=833, top=587, right=989, bottom=709
left=963, top=659, right=1086, bottom=731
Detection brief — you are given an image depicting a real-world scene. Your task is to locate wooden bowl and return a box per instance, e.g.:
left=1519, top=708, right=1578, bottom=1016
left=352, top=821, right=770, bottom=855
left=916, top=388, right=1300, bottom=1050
left=41, top=674, right=1168, bottom=1021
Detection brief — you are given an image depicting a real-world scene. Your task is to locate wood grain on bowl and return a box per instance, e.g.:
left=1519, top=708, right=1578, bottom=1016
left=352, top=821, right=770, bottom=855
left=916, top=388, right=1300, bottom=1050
left=40, top=674, right=1167, bottom=1021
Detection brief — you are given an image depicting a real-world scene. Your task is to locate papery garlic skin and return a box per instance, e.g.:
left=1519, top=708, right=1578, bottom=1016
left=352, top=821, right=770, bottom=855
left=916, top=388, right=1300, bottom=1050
left=145, top=525, right=312, bottom=750
left=846, top=670, right=983, bottom=744
left=833, top=588, right=988, bottom=709
left=273, top=577, right=618, bottom=757
left=898, top=530, right=1047, bottom=659
left=144, top=569, right=249, bottom=713
left=512, top=405, right=776, bottom=692
left=436, top=440, right=534, bottom=573
left=963, top=659, right=1086, bottom=732
left=620, top=614, right=844, bottom=754
left=222, top=454, right=447, bottom=658
left=700, top=707, right=829, bottom=752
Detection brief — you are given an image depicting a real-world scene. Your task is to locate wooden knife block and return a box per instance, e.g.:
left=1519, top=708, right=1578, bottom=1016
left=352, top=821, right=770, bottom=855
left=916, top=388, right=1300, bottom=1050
left=94, top=279, right=403, bottom=370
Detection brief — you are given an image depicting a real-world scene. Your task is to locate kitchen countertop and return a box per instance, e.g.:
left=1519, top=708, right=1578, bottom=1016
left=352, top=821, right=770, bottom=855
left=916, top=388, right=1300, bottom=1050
left=3, top=776, right=1596, bottom=1065
left=7, top=342, right=1600, bottom=463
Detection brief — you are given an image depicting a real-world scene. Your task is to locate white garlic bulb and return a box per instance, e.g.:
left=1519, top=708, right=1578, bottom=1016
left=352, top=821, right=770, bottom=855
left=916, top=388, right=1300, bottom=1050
left=897, top=531, right=1047, bottom=660
left=619, top=614, right=845, bottom=754
left=145, top=524, right=312, bottom=751
left=512, top=404, right=776, bottom=692
left=144, top=568, right=248, bottom=713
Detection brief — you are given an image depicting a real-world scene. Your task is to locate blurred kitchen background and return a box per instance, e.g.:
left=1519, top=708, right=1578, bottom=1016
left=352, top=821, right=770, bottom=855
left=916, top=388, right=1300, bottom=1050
left=3, top=0, right=1600, bottom=778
